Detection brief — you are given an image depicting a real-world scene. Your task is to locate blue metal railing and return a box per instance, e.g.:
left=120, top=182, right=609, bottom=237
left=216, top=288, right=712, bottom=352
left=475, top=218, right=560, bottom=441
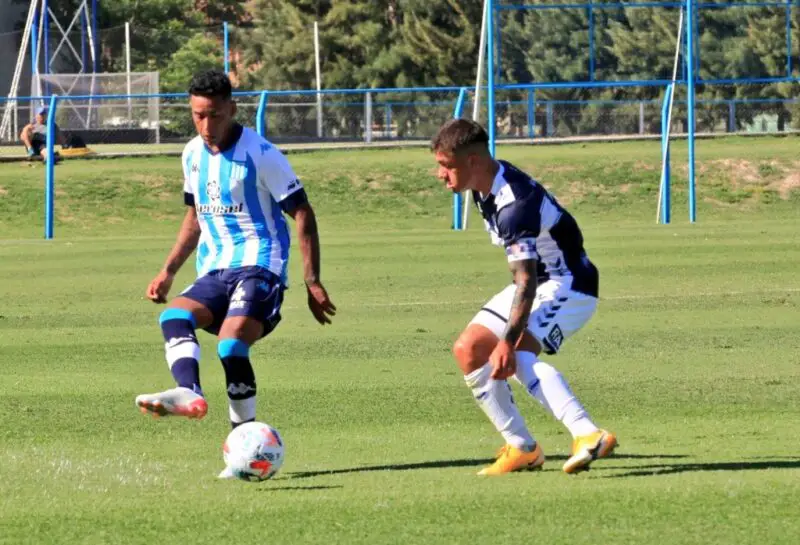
left=4, top=81, right=797, bottom=240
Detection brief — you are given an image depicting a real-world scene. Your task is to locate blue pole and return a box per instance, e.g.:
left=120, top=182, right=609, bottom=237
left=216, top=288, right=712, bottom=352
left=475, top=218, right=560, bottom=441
left=81, top=9, right=87, bottom=72
left=452, top=87, right=468, bottom=230
left=45, top=95, right=58, bottom=240
left=694, top=1, right=700, bottom=76
left=43, top=0, right=49, bottom=82
left=31, top=11, right=38, bottom=79
left=686, top=0, right=696, bottom=223
left=223, top=22, right=230, bottom=74
left=385, top=103, right=392, bottom=140
left=660, top=84, right=672, bottom=224
left=487, top=0, right=496, bottom=157
left=588, top=0, right=595, bottom=80
left=682, top=28, right=688, bottom=84
left=454, top=87, right=467, bottom=119
left=787, top=0, right=792, bottom=78
left=256, top=91, right=268, bottom=136
left=527, top=88, right=535, bottom=138
left=92, top=0, right=99, bottom=72
left=494, top=3, right=501, bottom=82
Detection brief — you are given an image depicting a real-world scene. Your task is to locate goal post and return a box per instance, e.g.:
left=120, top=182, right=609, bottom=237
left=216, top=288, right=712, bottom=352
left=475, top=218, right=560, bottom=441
left=31, top=72, right=160, bottom=144
left=452, top=0, right=490, bottom=231
left=657, top=4, right=685, bottom=225
left=477, top=0, right=700, bottom=226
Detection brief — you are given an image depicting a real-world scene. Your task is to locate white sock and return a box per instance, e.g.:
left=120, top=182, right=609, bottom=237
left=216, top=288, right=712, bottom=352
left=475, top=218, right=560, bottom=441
left=228, top=397, right=256, bottom=425
left=514, top=351, right=599, bottom=438
left=464, top=364, right=535, bottom=449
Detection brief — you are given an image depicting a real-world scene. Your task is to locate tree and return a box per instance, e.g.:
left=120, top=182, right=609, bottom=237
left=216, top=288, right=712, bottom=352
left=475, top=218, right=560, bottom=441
left=696, top=5, right=796, bottom=131
left=238, top=0, right=333, bottom=91
left=606, top=7, right=680, bottom=84
left=398, top=0, right=480, bottom=87
left=93, top=0, right=203, bottom=73
left=159, top=34, right=223, bottom=92
left=514, top=4, right=601, bottom=136
left=744, top=6, right=800, bottom=131
left=194, top=0, right=250, bottom=25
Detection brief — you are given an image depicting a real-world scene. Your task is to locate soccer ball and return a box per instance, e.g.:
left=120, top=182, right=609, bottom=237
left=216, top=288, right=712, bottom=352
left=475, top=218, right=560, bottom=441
left=222, top=421, right=285, bottom=482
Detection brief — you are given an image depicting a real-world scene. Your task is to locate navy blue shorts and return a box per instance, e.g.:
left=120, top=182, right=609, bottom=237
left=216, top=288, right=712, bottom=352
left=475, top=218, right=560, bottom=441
left=180, top=266, right=285, bottom=337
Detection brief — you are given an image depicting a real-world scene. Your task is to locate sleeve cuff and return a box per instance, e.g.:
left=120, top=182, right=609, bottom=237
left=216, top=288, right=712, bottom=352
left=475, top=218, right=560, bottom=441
left=505, top=238, right=539, bottom=262
left=279, top=188, right=309, bottom=214
left=184, top=192, right=195, bottom=206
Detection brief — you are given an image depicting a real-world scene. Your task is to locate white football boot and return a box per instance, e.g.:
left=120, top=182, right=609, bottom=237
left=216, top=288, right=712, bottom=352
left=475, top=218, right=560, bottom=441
left=135, top=386, right=208, bottom=419
left=217, top=466, right=237, bottom=479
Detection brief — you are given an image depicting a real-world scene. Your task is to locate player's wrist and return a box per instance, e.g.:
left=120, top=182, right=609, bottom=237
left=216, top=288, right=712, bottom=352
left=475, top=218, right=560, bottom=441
left=499, top=332, right=520, bottom=349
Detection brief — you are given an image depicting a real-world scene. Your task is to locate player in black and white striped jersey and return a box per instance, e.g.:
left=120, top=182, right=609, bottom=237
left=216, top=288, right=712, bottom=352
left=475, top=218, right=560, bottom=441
left=431, top=119, right=617, bottom=476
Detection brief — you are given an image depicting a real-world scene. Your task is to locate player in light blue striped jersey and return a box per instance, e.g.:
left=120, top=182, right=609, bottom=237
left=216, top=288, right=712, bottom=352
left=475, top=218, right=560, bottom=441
left=136, top=71, right=336, bottom=453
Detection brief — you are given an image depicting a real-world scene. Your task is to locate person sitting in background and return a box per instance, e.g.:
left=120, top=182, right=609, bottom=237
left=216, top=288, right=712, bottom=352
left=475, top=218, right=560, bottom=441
left=20, top=106, right=66, bottom=161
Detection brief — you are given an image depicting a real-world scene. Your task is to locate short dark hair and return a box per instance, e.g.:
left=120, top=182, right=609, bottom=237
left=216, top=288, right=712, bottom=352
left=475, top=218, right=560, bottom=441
left=431, top=119, right=490, bottom=155
left=188, top=69, right=232, bottom=99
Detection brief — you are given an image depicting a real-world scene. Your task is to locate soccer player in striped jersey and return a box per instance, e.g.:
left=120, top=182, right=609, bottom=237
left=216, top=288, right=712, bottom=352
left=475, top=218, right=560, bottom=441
left=136, top=70, right=336, bottom=447
left=432, top=119, right=616, bottom=475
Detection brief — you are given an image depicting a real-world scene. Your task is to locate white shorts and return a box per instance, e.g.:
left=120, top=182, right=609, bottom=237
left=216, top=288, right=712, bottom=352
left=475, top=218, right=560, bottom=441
left=469, top=280, right=597, bottom=354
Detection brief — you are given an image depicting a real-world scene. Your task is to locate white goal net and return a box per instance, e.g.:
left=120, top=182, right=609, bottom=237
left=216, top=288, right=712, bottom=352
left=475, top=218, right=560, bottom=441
left=28, top=72, right=160, bottom=144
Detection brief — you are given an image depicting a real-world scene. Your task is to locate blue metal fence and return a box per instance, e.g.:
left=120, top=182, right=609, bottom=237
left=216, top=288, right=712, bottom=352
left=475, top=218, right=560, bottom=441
left=3, top=79, right=798, bottom=240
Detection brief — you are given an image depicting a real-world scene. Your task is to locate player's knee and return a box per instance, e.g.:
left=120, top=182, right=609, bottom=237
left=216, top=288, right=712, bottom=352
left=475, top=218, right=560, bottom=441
left=159, top=308, right=196, bottom=327
left=219, top=316, right=264, bottom=345
left=453, top=335, right=487, bottom=370
left=159, top=308, right=197, bottom=342
left=452, top=337, right=469, bottom=363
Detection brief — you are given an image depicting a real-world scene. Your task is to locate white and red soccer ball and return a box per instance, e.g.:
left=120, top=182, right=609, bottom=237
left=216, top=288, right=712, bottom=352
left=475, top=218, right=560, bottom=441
left=222, top=421, right=284, bottom=482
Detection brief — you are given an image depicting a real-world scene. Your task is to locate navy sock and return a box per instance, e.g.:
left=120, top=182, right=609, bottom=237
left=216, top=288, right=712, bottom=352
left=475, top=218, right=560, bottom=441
left=218, top=338, right=256, bottom=427
left=160, top=308, right=202, bottom=395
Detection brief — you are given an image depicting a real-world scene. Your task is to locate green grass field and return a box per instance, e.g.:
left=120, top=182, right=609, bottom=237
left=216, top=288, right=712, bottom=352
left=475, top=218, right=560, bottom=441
left=1, top=137, right=799, bottom=544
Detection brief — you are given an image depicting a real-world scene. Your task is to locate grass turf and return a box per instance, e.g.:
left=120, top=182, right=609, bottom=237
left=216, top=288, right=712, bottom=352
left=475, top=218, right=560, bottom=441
left=0, top=136, right=798, bottom=544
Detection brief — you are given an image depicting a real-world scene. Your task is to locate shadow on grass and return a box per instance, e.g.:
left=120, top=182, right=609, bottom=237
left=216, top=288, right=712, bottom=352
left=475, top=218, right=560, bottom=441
left=288, top=453, right=689, bottom=479
left=601, top=459, right=800, bottom=478
left=257, top=484, right=344, bottom=492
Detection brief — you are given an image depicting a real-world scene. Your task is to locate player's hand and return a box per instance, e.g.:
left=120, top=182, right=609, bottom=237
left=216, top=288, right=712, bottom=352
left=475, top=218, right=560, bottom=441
left=146, top=270, right=174, bottom=304
left=306, top=281, right=336, bottom=325
left=489, top=340, right=516, bottom=380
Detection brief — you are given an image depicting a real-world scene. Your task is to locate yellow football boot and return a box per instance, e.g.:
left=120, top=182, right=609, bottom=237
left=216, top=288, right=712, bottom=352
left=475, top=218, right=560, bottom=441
left=562, top=429, right=617, bottom=474
left=478, top=443, right=545, bottom=476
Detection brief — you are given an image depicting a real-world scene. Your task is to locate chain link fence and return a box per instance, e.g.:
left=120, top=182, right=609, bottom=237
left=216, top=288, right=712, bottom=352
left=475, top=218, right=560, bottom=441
left=2, top=83, right=799, bottom=157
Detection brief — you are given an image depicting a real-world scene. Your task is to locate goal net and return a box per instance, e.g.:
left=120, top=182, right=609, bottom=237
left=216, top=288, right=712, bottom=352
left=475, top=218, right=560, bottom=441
left=31, top=72, right=160, bottom=144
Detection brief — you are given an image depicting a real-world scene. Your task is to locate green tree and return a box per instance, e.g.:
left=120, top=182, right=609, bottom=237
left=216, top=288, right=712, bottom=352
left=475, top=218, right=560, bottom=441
left=697, top=6, right=797, bottom=131
left=606, top=7, right=680, bottom=83
left=238, top=0, right=333, bottom=91
left=398, top=0, right=481, bottom=87
left=743, top=7, right=799, bottom=131
left=159, top=34, right=223, bottom=92
left=156, top=34, right=224, bottom=138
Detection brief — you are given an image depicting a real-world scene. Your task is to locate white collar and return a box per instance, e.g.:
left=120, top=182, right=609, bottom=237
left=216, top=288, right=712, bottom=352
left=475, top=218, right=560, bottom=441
left=479, top=162, right=505, bottom=201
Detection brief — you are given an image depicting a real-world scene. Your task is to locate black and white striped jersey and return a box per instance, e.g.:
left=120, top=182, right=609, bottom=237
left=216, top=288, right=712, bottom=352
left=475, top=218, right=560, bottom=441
left=472, top=160, right=599, bottom=297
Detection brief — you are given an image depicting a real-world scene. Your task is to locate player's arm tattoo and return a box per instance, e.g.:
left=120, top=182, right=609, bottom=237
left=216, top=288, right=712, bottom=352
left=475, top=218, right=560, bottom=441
left=164, top=207, right=201, bottom=275
left=502, top=258, right=538, bottom=347
left=288, top=202, right=322, bottom=285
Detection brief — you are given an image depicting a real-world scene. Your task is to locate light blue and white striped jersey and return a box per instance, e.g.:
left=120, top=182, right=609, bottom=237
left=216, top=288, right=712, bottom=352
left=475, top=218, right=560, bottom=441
left=181, top=126, right=305, bottom=283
